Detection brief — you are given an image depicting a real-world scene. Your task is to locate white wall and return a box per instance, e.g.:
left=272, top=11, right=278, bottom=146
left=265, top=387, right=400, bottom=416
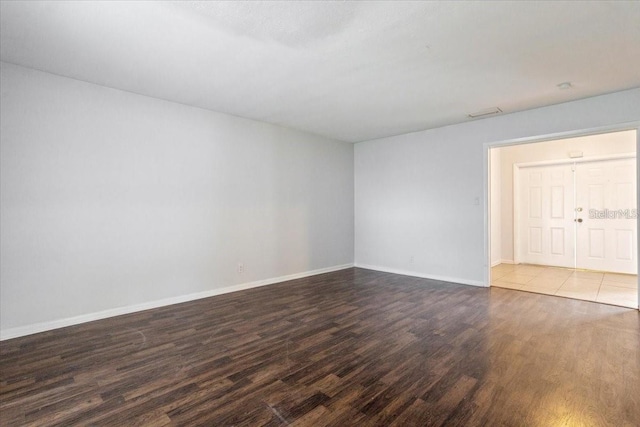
left=498, top=130, right=637, bottom=263
left=0, top=62, right=354, bottom=336
left=355, top=88, right=640, bottom=285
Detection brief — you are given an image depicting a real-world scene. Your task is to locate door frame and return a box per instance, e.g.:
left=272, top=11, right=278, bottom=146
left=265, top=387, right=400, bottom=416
left=513, top=153, right=636, bottom=266
left=483, top=122, right=640, bottom=311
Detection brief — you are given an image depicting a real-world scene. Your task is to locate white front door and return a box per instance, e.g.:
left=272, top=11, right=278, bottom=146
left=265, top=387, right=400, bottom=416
left=575, top=158, right=638, bottom=274
left=517, top=157, right=638, bottom=274
left=517, top=163, right=575, bottom=268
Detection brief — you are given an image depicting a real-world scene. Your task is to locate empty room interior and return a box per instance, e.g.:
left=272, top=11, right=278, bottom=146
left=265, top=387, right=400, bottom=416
left=1, top=1, right=639, bottom=426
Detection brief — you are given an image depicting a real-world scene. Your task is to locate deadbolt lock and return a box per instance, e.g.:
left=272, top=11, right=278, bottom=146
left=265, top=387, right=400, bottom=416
left=576, top=207, right=583, bottom=212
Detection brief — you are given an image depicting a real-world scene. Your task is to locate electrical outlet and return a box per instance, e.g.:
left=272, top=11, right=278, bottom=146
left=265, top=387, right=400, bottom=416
left=409, top=256, right=414, bottom=264
left=237, top=262, right=244, bottom=274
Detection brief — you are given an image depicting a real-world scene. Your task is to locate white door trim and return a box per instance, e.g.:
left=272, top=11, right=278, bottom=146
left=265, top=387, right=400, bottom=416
left=483, top=121, right=640, bottom=311
left=514, top=152, right=636, bottom=169
left=513, top=153, right=636, bottom=266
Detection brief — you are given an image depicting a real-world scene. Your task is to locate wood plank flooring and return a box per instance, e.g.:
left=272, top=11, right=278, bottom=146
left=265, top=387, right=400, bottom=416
left=1, top=267, right=639, bottom=426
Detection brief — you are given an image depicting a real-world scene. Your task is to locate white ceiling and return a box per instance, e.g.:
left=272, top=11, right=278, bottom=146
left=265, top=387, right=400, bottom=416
left=1, top=1, right=639, bottom=143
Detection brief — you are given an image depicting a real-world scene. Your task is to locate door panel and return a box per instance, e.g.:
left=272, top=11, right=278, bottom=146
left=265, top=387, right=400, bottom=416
left=575, top=158, right=637, bottom=274
left=550, top=227, right=565, bottom=255
left=518, top=164, right=575, bottom=267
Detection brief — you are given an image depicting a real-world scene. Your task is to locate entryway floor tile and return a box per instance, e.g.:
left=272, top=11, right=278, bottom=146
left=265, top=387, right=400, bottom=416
left=491, top=264, right=638, bottom=309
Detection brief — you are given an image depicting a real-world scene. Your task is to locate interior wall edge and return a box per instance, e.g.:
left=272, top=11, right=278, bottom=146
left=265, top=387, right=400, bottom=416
left=0, top=263, right=354, bottom=341
left=354, top=263, right=486, bottom=288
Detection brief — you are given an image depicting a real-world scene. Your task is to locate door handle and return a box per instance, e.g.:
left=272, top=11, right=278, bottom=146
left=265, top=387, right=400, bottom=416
left=574, top=218, right=583, bottom=223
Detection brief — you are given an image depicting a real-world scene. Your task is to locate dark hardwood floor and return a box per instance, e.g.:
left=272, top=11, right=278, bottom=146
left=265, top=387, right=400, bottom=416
left=1, top=268, right=639, bottom=426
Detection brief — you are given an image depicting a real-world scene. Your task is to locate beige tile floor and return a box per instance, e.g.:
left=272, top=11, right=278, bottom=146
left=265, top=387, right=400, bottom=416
left=491, top=263, right=639, bottom=309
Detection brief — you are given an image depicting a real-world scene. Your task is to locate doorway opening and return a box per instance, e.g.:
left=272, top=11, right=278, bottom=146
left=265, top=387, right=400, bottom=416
left=489, top=129, right=638, bottom=309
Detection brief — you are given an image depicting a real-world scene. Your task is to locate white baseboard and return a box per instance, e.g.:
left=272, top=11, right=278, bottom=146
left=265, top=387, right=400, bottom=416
left=354, top=263, right=486, bottom=287
left=0, top=263, right=354, bottom=341
left=491, top=259, right=515, bottom=267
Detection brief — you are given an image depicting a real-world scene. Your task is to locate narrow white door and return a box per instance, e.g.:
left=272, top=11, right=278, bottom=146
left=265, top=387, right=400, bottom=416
left=517, top=164, right=575, bottom=268
left=575, top=158, right=637, bottom=274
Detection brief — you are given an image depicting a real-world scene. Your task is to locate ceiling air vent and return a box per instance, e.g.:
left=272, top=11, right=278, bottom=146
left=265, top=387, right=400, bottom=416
left=468, top=107, right=502, bottom=118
